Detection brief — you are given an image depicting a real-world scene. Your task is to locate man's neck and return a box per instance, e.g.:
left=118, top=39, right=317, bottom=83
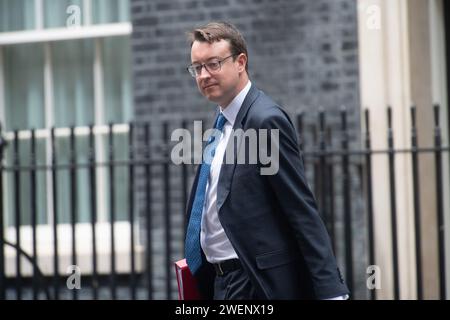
left=221, top=75, right=249, bottom=109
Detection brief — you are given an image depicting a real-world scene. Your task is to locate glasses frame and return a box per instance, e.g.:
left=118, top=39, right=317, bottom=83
left=187, top=54, right=238, bottom=78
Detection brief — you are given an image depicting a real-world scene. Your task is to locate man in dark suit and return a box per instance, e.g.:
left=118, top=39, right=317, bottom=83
left=184, top=21, right=349, bottom=300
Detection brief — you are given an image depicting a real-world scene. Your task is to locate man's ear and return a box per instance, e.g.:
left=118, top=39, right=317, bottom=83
left=236, top=53, right=247, bottom=73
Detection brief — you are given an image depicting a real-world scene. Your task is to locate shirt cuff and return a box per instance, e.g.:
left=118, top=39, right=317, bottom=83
left=323, top=294, right=349, bottom=300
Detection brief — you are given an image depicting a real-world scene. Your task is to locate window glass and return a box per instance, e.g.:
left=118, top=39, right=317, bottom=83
left=52, top=39, right=95, bottom=127
left=44, top=0, right=84, bottom=29
left=4, top=43, right=45, bottom=131
left=103, top=36, right=132, bottom=124
left=0, top=0, right=35, bottom=32
left=92, top=0, right=130, bottom=24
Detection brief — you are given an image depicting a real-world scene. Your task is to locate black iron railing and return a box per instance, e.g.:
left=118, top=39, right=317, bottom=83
left=0, top=105, right=448, bottom=300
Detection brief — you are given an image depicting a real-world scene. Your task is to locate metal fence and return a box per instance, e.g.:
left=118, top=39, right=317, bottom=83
left=0, top=105, right=448, bottom=300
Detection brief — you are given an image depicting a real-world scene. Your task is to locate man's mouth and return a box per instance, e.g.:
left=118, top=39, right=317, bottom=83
left=203, top=84, right=218, bottom=90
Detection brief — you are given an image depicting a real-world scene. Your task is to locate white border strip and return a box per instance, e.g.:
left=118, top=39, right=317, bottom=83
left=0, top=22, right=132, bottom=46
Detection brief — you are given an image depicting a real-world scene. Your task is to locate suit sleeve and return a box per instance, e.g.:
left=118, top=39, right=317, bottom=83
left=260, top=106, right=347, bottom=298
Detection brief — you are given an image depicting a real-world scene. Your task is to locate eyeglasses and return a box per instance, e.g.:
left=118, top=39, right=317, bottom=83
left=187, top=54, right=237, bottom=78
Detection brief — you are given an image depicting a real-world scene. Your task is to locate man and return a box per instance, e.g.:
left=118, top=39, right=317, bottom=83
left=184, top=21, right=349, bottom=300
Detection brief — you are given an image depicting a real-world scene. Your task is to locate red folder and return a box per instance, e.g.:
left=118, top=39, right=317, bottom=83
left=174, top=259, right=202, bottom=300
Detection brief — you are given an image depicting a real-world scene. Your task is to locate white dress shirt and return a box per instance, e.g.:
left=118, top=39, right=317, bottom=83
left=200, top=80, right=252, bottom=264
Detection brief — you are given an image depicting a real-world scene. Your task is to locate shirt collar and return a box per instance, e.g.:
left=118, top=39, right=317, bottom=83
left=219, top=80, right=251, bottom=126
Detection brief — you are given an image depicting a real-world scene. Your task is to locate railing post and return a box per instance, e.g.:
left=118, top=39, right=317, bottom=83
left=181, top=120, right=188, bottom=240
left=296, top=112, right=304, bottom=151
left=318, top=110, right=334, bottom=250
left=364, top=109, right=376, bottom=300
left=144, top=122, right=153, bottom=300
left=163, top=121, right=172, bottom=300
left=433, top=104, right=446, bottom=300
left=387, top=106, right=400, bottom=299
left=88, top=124, right=98, bottom=300
left=0, top=122, right=7, bottom=300
left=410, top=105, right=423, bottom=300
left=341, top=107, right=353, bottom=294
left=128, top=122, right=136, bottom=300
left=30, top=129, right=38, bottom=300
left=108, top=123, right=117, bottom=300
left=69, top=126, right=78, bottom=300
left=13, top=130, right=22, bottom=300
left=50, top=127, right=59, bottom=300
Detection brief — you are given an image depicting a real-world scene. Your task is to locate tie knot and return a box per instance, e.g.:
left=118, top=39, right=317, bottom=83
left=214, top=113, right=227, bottom=131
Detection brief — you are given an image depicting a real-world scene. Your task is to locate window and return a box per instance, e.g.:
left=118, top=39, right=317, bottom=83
left=0, top=0, right=135, bottom=275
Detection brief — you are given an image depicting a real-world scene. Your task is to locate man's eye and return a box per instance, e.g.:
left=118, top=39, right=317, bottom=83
left=207, top=61, right=220, bottom=69
left=194, top=65, right=203, bottom=72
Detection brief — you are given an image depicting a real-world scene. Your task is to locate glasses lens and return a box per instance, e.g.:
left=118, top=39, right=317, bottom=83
left=188, top=57, right=229, bottom=77
left=206, top=61, right=220, bottom=72
left=195, top=65, right=204, bottom=75
left=188, top=65, right=198, bottom=77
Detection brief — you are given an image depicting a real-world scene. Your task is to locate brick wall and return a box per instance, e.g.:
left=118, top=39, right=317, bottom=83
left=130, top=0, right=365, bottom=299
left=131, top=0, right=359, bottom=124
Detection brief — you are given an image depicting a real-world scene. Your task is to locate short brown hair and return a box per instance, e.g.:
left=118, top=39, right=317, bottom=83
left=187, top=21, right=249, bottom=72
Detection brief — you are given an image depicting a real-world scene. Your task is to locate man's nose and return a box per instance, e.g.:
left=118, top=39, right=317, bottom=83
left=197, top=66, right=211, bottom=80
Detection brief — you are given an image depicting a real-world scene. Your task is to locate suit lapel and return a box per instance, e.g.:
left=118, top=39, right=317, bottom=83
left=216, top=84, right=260, bottom=212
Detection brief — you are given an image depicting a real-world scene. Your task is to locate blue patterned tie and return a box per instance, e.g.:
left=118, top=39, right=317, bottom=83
left=185, top=113, right=227, bottom=274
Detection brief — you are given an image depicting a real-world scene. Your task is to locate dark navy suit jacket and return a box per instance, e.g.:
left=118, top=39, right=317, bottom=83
left=186, top=84, right=350, bottom=299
